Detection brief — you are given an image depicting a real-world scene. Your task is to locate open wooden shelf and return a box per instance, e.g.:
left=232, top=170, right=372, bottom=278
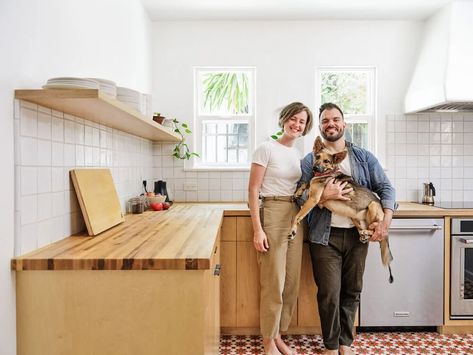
left=15, top=89, right=181, bottom=143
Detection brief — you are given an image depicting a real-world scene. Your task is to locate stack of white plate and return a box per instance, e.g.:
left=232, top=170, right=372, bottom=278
left=87, top=78, right=117, bottom=98
left=117, top=86, right=142, bottom=112
left=142, top=93, right=152, bottom=118
left=43, top=77, right=99, bottom=90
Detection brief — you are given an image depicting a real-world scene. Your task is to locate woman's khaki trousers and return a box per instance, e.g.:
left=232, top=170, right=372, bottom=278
left=257, top=199, right=303, bottom=338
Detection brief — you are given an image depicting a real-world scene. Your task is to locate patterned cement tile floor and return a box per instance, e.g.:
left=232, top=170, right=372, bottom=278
left=220, top=333, right=473, bottom=354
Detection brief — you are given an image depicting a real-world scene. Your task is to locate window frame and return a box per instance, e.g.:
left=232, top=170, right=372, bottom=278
left=314, top=66, right=377, bottom=153
left=193, top=67, right=256, bottom=170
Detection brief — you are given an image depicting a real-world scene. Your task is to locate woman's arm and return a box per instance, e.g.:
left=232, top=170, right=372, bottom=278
left=248, top=163, right=269, bottom=252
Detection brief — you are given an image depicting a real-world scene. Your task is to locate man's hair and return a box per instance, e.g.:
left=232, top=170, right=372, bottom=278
left=278, top=102, right=313, bottom=136
left=319, top=102, right=344, bottom=120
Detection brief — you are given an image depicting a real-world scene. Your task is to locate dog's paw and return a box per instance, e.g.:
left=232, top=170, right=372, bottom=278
left=359, top=230, right=372, bottom=243
left=288, top=229, right=297, bottom=240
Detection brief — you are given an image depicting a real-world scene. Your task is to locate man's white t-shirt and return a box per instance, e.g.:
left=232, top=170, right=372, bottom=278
left=252, top=140, right=302, bottom=197
left=330, top=154, right=355, bottom=228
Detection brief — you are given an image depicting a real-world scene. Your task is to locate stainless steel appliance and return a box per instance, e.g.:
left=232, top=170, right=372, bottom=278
left=361, top=218, right=444, bottom=326
left=451, top=217, right=473, bottom=319
left=422, top=182, right=436, bottom=205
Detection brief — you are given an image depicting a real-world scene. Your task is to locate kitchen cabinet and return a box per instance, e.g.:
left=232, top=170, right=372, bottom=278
left=360, top=218, right=444, bottom=327
left=12, top=204, right=224, bottom=355
left=220, top=216, right=314, bottom=334
left=15, top=89, right=181, bottom=142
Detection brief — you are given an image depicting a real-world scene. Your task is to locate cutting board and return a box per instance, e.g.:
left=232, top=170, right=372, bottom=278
left=70, top=169, right=124, bottom=236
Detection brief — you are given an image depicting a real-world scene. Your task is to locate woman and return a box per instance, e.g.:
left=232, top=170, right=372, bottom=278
left=248, top=102, right=349, bottom=355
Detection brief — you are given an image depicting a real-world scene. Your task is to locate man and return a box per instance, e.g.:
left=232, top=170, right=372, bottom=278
left=299, top=102, right=396, bottom=355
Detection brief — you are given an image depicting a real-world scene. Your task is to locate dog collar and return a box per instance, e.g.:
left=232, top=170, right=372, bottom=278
left=313, top=168, right=341, bottom=178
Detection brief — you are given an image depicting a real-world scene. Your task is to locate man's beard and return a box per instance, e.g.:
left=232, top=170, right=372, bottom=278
left=320, top=128, right=344, bottom=142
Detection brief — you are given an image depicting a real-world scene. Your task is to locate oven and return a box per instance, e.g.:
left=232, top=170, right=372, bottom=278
left=451, top=218, right=473, bottom=319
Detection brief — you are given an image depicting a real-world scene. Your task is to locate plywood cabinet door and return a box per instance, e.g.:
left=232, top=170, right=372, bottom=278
left=220, top=241, right=237, bottom=327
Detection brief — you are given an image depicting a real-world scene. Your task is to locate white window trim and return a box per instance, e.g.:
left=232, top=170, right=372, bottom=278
left=312, top=66, right=377, bottom=154
left=193, top=66, right=256, bottom=170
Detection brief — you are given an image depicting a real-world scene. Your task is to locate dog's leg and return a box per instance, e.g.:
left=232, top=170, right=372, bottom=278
left=294, top=182, right=308, bottom=198
left=288, top=186, right=324, bottom=239
left=351, top=218, right=372, bottom=243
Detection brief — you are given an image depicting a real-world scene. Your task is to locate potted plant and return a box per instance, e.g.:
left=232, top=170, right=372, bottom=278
left=171, top=118, right=200, bottom=160
left=152, top=112, right=166, bottom=124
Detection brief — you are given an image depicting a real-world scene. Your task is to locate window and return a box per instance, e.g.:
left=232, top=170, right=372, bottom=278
left=316, top=67, right=376, bottom=151
left=194, top=67, right=255, bottom=168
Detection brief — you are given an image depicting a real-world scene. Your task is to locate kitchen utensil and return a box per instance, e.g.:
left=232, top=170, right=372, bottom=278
left=422, top=182, right=436, bottom=205
left=70, top=169, right=124, bottom=235
left=154, top=180, right=171, bottom=202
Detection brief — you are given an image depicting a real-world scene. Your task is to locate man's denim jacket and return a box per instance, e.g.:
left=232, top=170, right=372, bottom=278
left=298, top=141, right=397, bottom=245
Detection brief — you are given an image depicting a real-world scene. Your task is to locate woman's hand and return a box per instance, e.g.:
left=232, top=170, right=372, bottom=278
left=253, top=230, right=269, bottom=252
left=321, top=178, right=353, bottom=202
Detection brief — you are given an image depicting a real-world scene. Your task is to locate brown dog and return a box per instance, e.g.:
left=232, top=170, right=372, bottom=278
left=290, top=136, right=393, bottom=282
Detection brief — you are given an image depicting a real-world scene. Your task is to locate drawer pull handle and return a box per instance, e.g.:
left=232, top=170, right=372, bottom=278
left=214, top=264, right=221, bottom=276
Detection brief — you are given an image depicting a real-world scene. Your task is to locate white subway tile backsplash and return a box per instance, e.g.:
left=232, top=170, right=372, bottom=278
left=15, top=100, right=158, bottom=255
left=37, top=140, right=51, bottom=166
left=37, top=111, right=51, bottom=140
left=20, top=167, right=37, bottom=196
left=51, top=116, right=64, bottom=142
left=20, top=107, right=37, bottom=137
left=20, top=137, right=37, bottom=165
left=387, top=112, right=473, bottom=202
left=37, top=167, right=51, bottom=193
left=20, top=195, right=37, bottom=225
left=37, top=194, right=52, bottom=221
left=75, top=122, right=84, bottom=144
left=20, top=223, right=38, bottom=255
left=52, top=142, right=64, bottom=167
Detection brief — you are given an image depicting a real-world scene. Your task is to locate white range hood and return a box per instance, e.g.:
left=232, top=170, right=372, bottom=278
left=405, top=1, right=473, bottom=113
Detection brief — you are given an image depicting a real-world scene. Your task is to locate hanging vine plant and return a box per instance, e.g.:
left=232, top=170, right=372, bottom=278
left=171, top=118, right=200, bottom=160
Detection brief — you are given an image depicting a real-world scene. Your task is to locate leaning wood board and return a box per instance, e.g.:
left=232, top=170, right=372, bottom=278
left=70, top=169, right=124, bottom=236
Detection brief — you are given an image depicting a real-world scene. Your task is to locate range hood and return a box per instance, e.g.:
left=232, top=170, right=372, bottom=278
left=405, top=1, right=473, bottom=113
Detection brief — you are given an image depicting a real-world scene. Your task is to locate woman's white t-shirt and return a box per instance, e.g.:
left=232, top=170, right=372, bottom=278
left=252, top=140, right=302, bottom=197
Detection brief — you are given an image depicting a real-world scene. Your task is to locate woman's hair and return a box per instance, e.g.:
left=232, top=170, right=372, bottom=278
left=278, top=102, right=313, bottom=136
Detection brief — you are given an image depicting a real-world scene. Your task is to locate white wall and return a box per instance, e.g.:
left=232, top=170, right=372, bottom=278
left=0, top=1, right=152, bottom=353
left=151, top=20, right=423, bottom=164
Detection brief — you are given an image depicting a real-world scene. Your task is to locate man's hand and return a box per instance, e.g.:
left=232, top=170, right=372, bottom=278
left=320, top=178, right=353, bottom=203
left=368, top=221, right=389, bottom=241
left=368, top=209, right=393, bottom=242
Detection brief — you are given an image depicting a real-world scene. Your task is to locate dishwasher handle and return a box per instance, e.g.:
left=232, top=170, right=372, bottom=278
left=389, top=224, right=442, bottom=231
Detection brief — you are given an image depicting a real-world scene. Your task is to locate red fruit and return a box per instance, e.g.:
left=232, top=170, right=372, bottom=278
left=162, top=202, right=171, bottom=210
left=150, top=202, right=163, bottom=211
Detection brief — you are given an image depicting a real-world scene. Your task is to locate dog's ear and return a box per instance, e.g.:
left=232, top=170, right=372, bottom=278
left=314, top=136, right=324, bottom=153
left=333, top=150, right=347, bottom=164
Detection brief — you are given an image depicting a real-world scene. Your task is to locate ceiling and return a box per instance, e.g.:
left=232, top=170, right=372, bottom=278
left=141, top=0, right=454, bottom=21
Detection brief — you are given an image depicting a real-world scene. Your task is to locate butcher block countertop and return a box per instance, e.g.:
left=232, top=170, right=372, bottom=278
left=11, top=202, right=473, bottom=272
left=12, top=203, right=246, bottom=271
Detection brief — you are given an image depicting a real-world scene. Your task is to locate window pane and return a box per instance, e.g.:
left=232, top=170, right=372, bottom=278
left=345, top=122, right=368, bottom=149
left=228, top=149, right=237, bottom=164
left=206, top=123, right=216, bottom=134
left=206, top=135, right=216, bottom=162
left=217, top=136, right=227, bottom=163
left=198, top=71, right=253, bottom=116
left=320, top=71, right=368, bottom=115
left=217, top=123, right=227, bottom=134
left=202, top=121, right=249, bottom=165
left=239, top=149, right=248, bottom=164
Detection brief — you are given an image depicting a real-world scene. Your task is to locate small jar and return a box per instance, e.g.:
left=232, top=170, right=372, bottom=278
left=129, top=197, right=144, bottom=214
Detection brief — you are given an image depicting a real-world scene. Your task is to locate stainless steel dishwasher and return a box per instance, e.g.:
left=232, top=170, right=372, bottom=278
left=360, top=218, right=444, bottom=326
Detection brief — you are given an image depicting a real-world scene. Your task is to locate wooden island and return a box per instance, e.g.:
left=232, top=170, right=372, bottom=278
left=11, top=204, right=245, bottom=355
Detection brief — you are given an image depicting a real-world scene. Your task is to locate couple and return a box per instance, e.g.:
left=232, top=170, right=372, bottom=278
left=248, top=102, right=396, bottom=355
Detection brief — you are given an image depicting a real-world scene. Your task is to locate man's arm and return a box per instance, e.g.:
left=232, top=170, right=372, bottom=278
left=366, top=151, right=396, bottom=241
